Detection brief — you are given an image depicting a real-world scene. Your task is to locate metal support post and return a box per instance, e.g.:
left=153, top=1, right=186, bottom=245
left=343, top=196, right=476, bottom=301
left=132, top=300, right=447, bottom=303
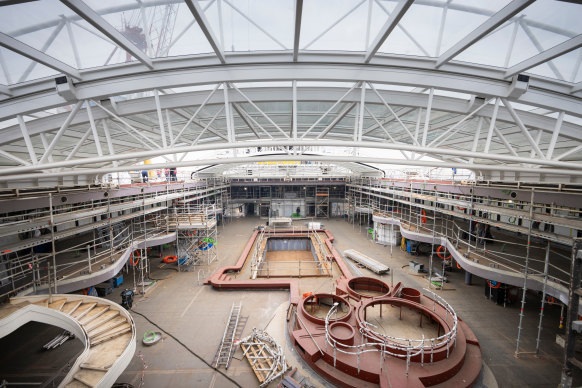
left=560, top=239, right=582, bottom=388
left=515, top=188, right=535, bottom=356
left=48, top=193, right=58, bottom=293
left=535, top=241, right=551, bottom=356
left=87, top=244, right=92, bottom=273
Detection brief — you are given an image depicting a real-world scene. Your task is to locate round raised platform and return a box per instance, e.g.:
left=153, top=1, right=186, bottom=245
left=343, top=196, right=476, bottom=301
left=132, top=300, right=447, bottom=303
left=329, top=321, right=355, bottom=347
left=301, top=293, right=352, bottom=325
left=347, top=277, right=390, bottom=299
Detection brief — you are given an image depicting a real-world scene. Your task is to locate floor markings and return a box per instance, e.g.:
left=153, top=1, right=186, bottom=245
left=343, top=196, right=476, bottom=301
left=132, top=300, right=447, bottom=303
left=180, top=287, right=205, bottom=318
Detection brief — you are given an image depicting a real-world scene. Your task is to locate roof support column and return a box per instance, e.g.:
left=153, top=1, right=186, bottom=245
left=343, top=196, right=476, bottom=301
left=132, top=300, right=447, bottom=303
left=469, top=117, right=484, bottom=164
left=39, top=133, right=54, bottom=163
left=39, top=100, right=83, bottom=164
left=493, top=124, right=519, bottom=157
left=356, top=83, right=366, bottom=142
left=17, top=115, right=37, bottom=164
left=292, top=80, right=298, bottom=140
left=412, top=108, right=422, bottom=159
left=65, top=127, right=92, bottom=161
left=501, top=98, right=546, bottom=159
left=352, top=103, right=359, bottom=156
left=223, top=84, right=235, bottom=143
left=421, top=88, right=434, bottom=146
left=102, top=119, right=118, bottom=167
left=154, top=89, right=168, bottom=148
left=484, top=98, right=500, bottom=154
left=546, top=111, right=564, bottom=159
left=86, top=102, right=103, bottom=157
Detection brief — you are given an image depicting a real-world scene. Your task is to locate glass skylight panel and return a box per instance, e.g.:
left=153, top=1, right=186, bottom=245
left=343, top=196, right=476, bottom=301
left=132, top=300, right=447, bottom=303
left=202, top=0, right=293, bottom=52
left=0, top=47, right=60, bottom=85
left=526, top=47, right=582, bottom=83
left=379, top=2, right=443, bottom=57
left=457, top=0, right=580, bottom=78
left=301, top=0, right=384, bottom=52
left=0, top=0, right=137, bottom=71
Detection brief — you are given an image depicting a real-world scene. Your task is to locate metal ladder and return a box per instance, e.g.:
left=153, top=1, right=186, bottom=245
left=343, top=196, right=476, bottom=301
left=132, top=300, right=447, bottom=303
left=215, top=302, right=242, bottom=369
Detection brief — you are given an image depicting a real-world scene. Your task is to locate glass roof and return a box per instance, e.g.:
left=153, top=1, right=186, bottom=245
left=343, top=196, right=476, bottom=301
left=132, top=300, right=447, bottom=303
left=0, top=0, right=579, bottom=86
left=0, top=0, right=581, bottom=185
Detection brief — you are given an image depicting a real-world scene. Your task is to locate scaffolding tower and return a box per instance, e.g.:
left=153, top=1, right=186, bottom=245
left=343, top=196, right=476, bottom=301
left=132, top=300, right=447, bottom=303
left=315, top=187, right=329, bottom=218
left=170, top=202, right=218, bottom=271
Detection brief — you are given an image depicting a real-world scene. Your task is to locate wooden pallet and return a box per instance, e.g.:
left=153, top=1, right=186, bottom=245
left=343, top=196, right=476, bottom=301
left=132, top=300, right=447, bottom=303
left=240, top=330, right=288, bottom=387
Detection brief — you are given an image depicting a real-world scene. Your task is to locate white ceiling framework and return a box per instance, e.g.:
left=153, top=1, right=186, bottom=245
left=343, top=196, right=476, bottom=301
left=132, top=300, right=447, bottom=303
left=0, top=0, right=580, bottom=186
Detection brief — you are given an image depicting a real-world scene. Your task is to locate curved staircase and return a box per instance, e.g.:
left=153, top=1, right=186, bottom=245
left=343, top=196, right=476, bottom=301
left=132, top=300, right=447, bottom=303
left=0, top=294, right=136, bottom=387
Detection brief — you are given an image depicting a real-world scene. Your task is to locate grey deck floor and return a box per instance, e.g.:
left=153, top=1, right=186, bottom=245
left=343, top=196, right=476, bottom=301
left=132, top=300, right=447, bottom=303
left=109, top=216, right=577, bottom=388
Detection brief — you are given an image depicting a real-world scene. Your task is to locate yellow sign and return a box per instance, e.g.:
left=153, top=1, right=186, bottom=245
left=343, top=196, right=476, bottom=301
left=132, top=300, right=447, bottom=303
left=257, top=161, right=300, bottom=165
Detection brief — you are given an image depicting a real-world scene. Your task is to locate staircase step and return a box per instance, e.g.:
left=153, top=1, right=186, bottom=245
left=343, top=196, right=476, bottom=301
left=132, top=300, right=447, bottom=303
left=87, top=316, right=126, bottom=338
left=71, top=302, right=97, bottom=320
left=32, top=299, right=49, bottom=308
left=61, top=300, right=83, bottom=315
left=91, top=323, right=131, bottom=345
left=78, top=305, right=110, bottom=326
left=73, top=369, right=106, bottom=387
left=48, top=298, right=68, bottom=311
left=79, top=363, right=109, bottom=372
left=84, top=310, right=120, bottom=332
left=64, top=379, right=91, bottom=388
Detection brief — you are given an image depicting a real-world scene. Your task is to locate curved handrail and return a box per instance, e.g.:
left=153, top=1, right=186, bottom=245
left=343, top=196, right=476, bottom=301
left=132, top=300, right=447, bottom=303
left=1, top=294, right=136, bottom=388
left=18, top=231, right=177, bottom=296
left=373, top=214, right=581, bottom=313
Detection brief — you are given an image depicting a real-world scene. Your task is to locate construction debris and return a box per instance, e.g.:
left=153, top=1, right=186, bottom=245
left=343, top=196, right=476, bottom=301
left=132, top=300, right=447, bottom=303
left=343, top=249, right=390, bottom=274
left=43, top=330, right=74, bottom=350
left=213, top=302, right=247, bottom=369
left=239, top=328, right=289, bottom=388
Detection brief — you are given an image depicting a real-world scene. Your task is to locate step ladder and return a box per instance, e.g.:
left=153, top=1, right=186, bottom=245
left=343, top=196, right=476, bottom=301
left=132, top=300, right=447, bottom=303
left=215, top=302, right=242, bottom=369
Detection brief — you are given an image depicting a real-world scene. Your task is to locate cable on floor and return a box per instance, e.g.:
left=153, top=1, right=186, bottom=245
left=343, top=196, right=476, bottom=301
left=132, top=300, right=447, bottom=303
left=130, top=309, right=243, bottom=388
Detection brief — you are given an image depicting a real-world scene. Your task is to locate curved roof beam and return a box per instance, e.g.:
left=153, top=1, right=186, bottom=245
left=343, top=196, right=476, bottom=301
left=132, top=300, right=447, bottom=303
left=2, top=55, right=580, bottom=120
left=0, top=84, right=11, bottom=97
left=0, top=153, right=580, bottom=183
left=1, top=139, right=580, bottom=177
left=60, top=0, right=153, bottom=70
left=435, top=0, right=535, bottom=68
left=2, top=86, right=580, bottom=145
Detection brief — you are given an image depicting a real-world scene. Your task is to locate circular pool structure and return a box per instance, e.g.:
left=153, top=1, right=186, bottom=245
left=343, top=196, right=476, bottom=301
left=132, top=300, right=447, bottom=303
left=401, top=287, right=421, bottom=303
left=354, top=296, right=455, bottom=363
left=347, top=277, right=390, bottom=299
left=329, top=321, right=355, bottom=347
left=301, top=293, right=352, bottom=325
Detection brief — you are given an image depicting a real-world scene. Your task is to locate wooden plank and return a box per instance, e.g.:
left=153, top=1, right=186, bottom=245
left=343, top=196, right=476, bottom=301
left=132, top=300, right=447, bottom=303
left=73, top=369, right=106, bottom=387
left=90, top=324, right=131, bottom=345
left=32, top=299, right=49, bottom=308
left=79, top=305, right=109, bottom=325
left=87, top=316, right=126, bottom=337
left=84, top=310, right=120, bottom=332
left=85, top=333, right=132, bottom=369
left=62, top=300, right=83, bottom=315
left=70, top=302, right=97, bottom=320
left=48, top=298, right=68, bottom=311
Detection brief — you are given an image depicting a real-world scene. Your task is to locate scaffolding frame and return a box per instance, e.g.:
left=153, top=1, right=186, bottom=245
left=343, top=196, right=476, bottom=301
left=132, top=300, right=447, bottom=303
left=347, top=178, right=581, bottom=361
